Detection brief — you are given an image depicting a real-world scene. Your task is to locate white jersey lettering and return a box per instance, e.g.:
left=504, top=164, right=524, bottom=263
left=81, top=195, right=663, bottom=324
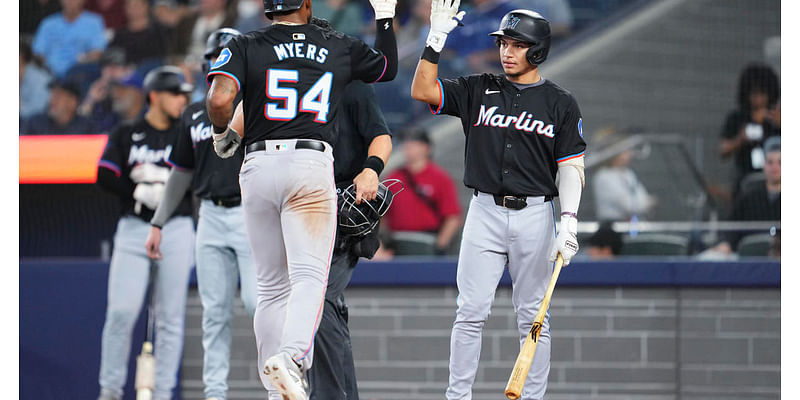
left=474, top=104, right=555, bottom=137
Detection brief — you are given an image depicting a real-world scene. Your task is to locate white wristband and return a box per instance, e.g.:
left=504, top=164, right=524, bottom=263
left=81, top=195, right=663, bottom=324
left=426, top=31, right=448, bottom=53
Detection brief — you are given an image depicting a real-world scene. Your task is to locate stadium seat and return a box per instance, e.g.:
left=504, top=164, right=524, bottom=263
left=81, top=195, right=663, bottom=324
left=392, top=231, right=437, bottom=256
left=620, top=233, right=689, bottom=256
left=736, top=233, right=773, bottom=257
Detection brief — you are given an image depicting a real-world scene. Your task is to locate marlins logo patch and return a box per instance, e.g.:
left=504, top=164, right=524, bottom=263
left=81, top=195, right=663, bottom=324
left=578, top=118, right=583, bottom=138
left=211, top=48, right=232, bottom=69
left=506, top=15, right=521, bottom=30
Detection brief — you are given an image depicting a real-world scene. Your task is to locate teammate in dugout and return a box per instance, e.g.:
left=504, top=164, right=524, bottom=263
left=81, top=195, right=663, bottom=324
left=204, top=0, right=399, bottom=398
left=95, top=66, right=195, bottom=400
left=143, top=28, right=257, bottom=400
left=411, top=4, right=586, bottom=400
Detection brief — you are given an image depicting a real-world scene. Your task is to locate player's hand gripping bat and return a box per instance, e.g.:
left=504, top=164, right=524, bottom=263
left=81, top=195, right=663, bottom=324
left=504, top=254, right=564, bottom=400
left=135, top=262, right=157, bottom=400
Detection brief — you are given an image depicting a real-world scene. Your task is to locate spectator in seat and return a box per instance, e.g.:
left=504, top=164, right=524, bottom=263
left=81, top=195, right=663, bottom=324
left=77, top=48, right=136, bottom=133
left=20, top=39, right=53, bottom=121
left=108, top=0, right=171, bottom=65
left=719, top=63, right=780, bottom=200
left=383, top=127, right=463, bottom=255
left=592, top=143, right=657, bottom=222
left=109, top=73, right=146, bottom=125
left=21, top=79, right=96, bottom=135
left=712, top=137, right=780, bottom=254
left=170, top=0, right=236, bottom=64
left=586, top=222, right=622, bottom=260
left=86, top=0, right=128, bottom=31
left=32, top=0, right=108, bottom=78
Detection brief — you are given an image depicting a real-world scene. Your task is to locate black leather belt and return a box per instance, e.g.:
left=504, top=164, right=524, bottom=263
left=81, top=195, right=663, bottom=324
left=209, top=195, right=241, bottom=207
left=474, top=189, right=553, bottom=210
left=245, top=139, right=326, bottom=155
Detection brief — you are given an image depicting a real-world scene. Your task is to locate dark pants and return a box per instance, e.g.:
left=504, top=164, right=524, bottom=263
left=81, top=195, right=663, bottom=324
left=308, top=247, right=360, bottom=400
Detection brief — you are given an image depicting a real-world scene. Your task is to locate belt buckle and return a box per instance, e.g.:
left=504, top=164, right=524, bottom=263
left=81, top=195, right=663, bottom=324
left=503, top=196, right=514, bottom=208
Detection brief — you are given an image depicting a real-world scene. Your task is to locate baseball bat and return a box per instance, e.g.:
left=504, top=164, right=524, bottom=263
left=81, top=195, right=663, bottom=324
left=504, top=254, right=564, bottom=400
left=135, top=262, right=158, bottom=400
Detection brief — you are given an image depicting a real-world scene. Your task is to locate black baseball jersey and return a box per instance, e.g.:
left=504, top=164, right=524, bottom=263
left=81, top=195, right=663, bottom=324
left=167, top=100, right=244, bottom=199
left=433, top=74, right=586, bottom=197
left=98, top=117, right=193, bottom=220
left=207, top=24, right=390, bottom=147
left=332, top=81, right=391, bottom=186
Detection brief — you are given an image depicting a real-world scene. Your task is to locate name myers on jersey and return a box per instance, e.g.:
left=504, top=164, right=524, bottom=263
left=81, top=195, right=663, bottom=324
left=474, top=105, right=554, bottom=138
left=190, top=122, right=213, bottom=144
left=273, top=42, right=328, bottom=64
left=128, top=144, right=172, bottom=165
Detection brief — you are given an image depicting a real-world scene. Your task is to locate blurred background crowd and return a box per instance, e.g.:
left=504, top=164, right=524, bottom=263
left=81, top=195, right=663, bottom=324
left=19, top=0, right=780, bottom=261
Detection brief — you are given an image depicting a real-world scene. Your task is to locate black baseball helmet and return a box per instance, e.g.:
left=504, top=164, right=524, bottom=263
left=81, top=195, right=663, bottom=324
left=204, top=27, right=242, bottom=60
left=338, top=179, right=404, bottom=238
left=263, top=0, right=305, bottom=19
left=489, top=9, right=551, bottom=66
left=143, top=66, right=194, bottom=95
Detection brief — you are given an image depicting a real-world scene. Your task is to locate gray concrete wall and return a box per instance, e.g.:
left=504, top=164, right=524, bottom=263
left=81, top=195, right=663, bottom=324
left=180, top=286, right=780, bottom=400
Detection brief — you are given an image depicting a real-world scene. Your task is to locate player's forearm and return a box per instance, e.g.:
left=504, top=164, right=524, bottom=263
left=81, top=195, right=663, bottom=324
left=437, top=215, right=462, bottom=249
left=150, top=168, right=194, bottom=228
left=557, top=164, right=583, bottom=215
left=206, top=77, right=237, bottom=129
left=96, top=167, right=135, bottom=199
left=372, top=19, right=398, bottom=82
left=411, top=58, right=440, bottom=105
left=367, top=134, right=392, bottom=165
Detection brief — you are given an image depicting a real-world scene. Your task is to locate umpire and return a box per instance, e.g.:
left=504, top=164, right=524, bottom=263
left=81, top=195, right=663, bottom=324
left=309, top=57, right=392, bottom=400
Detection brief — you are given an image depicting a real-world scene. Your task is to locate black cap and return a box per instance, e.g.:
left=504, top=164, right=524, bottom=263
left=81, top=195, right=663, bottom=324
left=49, top=79, right=82, bottom=99
left=143, top=66, right=194, bottom=94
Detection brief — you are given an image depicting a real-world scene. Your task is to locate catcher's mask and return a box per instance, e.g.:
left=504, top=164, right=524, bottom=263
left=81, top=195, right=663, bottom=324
left=338, top=179, right=404, bottom=238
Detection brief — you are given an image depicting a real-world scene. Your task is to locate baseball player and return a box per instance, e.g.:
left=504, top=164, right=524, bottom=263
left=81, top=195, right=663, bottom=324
left=204, top=0, right=399, bottom=398
left=143, top=28, right=257, bottom=400
left=228, top=73, right=394, bottom=399
left=95, top=66, right=196, bottom=400
left=411, top=5, right=586, bottom=400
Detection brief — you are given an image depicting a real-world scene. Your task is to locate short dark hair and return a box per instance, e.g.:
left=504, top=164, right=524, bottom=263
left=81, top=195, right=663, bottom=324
left=737, top=63, right=780, bottom=109
left=400, top=126, right=431, bottom=145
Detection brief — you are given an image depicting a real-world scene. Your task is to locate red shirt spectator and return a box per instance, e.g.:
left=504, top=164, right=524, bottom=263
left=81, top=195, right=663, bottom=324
left=383, top=128, right=462, bottom=255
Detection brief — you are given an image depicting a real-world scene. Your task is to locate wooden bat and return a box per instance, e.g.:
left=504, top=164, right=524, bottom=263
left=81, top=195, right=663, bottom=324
left=504, top=254, right=564, bottom=400
left=136, top=262, right=157, bottom=400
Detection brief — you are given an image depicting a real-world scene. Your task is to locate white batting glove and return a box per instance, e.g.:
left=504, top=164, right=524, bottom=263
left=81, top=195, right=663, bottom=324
left=213, top=126, right=241, bottom=159
left=426, top=0, right=466, bottom=52
left=129, top=163, right=169, bottom=184
left=549, top=214, right=579, bottom=266
left=133, top=182, right=165, bottom=210
left=369, top=0, right=396, bottom=20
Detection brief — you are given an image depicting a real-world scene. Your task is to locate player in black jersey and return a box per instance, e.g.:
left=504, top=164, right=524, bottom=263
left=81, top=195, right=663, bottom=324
left=144, top=28, right=256, bottom=400
left=411, top=5, right=586, bottom=400
left=96, top=66, right=195, bottom=400
left=205, top=0, right=398, bottom=398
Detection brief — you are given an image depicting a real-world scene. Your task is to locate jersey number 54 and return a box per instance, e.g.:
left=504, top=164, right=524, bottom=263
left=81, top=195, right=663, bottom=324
left=265, top=69, right=332, bottom=123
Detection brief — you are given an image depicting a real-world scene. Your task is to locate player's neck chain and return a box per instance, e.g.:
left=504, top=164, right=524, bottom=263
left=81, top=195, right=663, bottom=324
left=273, top=21, right=303, bottom=26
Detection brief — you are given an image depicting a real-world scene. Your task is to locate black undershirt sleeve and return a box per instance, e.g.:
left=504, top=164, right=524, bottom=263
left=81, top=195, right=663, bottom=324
left=372, top=18, right=397, bottom=82
left=96, top=167, right=135, bottom=199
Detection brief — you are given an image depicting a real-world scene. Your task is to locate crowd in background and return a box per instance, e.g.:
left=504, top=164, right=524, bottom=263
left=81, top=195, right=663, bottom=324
left=19, top=0, right=576, bottom=136
left=19, top=0, right=780, bottom=259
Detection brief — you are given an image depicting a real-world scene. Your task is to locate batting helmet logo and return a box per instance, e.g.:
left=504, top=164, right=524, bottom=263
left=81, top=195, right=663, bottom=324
left=506, top=15, right=521, bottom=30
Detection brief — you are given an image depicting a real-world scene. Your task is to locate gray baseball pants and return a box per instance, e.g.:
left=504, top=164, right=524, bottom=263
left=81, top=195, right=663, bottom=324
left=238, top=139, right=336, bottom=397
left=196, top=199, right=257, bottom=400
left=98, top=215, right=195, bottom=400
left=447, top=191, right=556, bottom=400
